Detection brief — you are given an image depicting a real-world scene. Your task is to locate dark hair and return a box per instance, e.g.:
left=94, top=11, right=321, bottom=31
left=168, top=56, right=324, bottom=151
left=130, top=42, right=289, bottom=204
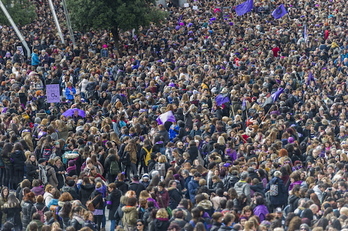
left=127, top=197, right=137, bottom=206
left=255, top=197, right=265, bottom=206
left=223, top=213, right=235, bottom=225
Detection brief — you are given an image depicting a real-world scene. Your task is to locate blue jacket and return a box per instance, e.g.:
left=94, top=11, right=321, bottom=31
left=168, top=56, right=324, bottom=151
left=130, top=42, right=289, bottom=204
left=31, top=53, right=40, bottom=66
left=65, top=87, right=76, bottom=100
left=188, top=179, right=199, bottom=203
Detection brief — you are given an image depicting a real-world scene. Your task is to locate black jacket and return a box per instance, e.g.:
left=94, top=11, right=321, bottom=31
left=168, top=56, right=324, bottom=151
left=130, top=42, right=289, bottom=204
left=26, top=161, right=39, bottom=181
left=115, top=181, right=129, bottom=195
left=61, top=186, right=79, bottom=200
left=21, top=200, right=34, bottom=228
left=11, top=150, right=26, bottom=170
left=188, top=146, right=199, bottom=162
left=168, top=187, right=182, bottom=210
left=129, top=182, right=145, bottom=198
left=150, top=218, right=170, bottom=231
left=3, top=204, right=21, bottom=228
left=31, top=202, right=49, bottom=220
left=90, top=190, right=104, bottom=210
left=79, top=183, right=95, bottom=206
left=211, top=221, right=222, bottom=231
left=106, top=189, right=122, bottom=220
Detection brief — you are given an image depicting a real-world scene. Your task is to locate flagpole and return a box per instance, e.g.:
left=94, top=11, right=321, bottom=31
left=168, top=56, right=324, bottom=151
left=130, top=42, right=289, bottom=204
left=262, top=104, right=274, bottom=122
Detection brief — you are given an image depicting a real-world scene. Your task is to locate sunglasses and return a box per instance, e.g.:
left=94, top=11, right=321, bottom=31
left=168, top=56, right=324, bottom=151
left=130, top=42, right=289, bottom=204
left=137, top=224, right=143, bottom=226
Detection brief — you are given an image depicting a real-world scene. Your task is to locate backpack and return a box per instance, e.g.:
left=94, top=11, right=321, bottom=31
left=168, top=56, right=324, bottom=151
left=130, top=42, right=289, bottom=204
left=42, top=148, right=52, bottom=160
left=142, top=147, right=152, bottom=166
left=120, top=151, right=131, bottom=166
left=269, top=184, right=279, bottom=196
left=155, top=162, right=166, bottom=177
left=35, top=205, right=46, bottom=223
left=109, top=160, right=120, bottom=175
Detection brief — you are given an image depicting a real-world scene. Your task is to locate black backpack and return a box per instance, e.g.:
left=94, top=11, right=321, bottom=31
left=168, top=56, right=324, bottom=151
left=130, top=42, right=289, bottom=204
left=120, top=151, right=130, bottom=166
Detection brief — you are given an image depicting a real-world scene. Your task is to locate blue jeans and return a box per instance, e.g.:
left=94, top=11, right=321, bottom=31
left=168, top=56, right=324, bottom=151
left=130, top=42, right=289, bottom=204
left=110, top=219, right=116, bottom=231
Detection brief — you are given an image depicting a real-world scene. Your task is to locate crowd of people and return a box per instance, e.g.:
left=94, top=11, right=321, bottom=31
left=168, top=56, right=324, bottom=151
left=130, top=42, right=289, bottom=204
left=0, top=0, right=348, bottom=230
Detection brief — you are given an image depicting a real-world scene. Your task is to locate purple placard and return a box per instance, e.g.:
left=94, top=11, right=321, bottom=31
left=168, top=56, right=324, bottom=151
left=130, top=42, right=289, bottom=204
left=46, top=84, right=60, bottom=103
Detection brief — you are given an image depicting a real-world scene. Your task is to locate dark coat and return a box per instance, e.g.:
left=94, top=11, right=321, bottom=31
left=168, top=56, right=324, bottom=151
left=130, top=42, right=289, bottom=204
left=31, top=202, right=49, bottom=220
left=211, top=181, right=224, bottom=192
left=90, top=190, right=104, bottom=210
left=61, top=186, right=79, bottom=200
left=11, top=150, right=26, bottom=170
left=129, top=182, right=145, bottom=198
left=115, top=181, right=129, bottom=195
left=26, top=161, right=39, bottom=182
left=79, top=183, right=95, bottom=206
left=266, top=177, right=287, bottom=206
left=211, top=221, right=223, bottom=231
left=168, top=187, right=182, bottom=210
left=3, top=203, right=21, bottom=228
left=21, top=200, right=34, bottom=228
left=188, top=146, right=199, bottom=162
left=106, top=189, right=122, bottom=220
left=188, top=179, right=199, bottom=203
left=150, top=218, right=170, bottom=231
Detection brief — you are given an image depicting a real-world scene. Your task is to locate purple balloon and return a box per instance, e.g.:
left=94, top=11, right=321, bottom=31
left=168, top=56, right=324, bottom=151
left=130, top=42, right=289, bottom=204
left=175, top=25, right=180, bottom=30
left=188, top=23, right=193, bottom=27
left=179, top=22, right=185, bottom=26
left=210, top=17, right=216, bottom=21
left=229, top=22, right=234, bottom=26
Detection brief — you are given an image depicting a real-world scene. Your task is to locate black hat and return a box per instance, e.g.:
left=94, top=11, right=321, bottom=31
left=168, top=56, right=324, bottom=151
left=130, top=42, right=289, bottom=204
left=38, top=158, right=47, bottom=164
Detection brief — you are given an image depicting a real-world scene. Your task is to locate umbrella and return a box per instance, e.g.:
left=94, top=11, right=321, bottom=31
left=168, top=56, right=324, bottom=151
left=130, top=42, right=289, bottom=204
left=62, top=108, right=86, bottom=117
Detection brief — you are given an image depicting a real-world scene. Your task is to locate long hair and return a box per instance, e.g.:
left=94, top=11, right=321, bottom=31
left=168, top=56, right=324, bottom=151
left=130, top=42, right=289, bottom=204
left=6, top=194, right=20, bottom=208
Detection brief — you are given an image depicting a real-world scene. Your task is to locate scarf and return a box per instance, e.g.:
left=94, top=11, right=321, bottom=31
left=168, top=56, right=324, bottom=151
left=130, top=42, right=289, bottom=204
left=66, top=165, right=76, bottom=172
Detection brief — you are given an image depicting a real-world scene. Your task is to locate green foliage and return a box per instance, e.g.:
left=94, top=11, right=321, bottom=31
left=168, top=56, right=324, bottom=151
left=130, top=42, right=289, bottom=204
left=67, top=0, right=167, bottom=37
left=0, top=0, right=36, bottom=26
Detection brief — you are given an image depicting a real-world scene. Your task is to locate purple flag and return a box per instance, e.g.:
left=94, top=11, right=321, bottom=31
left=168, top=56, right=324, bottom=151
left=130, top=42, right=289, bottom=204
left=304, top=25, right=308, bottom=43
left=272, top=4, right=287, bottom=19
left=271, top=88, right=284, bottom=102
left=242, top=98, right=247, bottom=111
left=177, top=14, right=183, bottom=24
left=235, top=0, right=253, bottom=16
left=156, top=111, right=176, bottom=125
left=215, top=94, right=230, bottom=106
left=306, top=72, right=315, bottom=85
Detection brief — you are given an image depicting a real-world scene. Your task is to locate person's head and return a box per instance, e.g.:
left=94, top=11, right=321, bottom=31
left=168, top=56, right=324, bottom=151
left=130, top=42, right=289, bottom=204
left=23, top=192, right=36, bottom=202
left=125, top=190, right=136, bottom=198
left=108, top=183, right=116, bottom=192
left=27, top=221, right=38, bottom=231
left=194, top=172, right=201, bottom=181
left=168, top=223, right=180, bottom=231
left=83, top=211, right=94, bottom=221
left=44, top=211, right=53, bottom=221
left=223, top=213, right=235, bottom=226
left=59, top=192, right=73, bottom=202
left=273, top=171, right=282, bottom=178
left=156, top=208, right=169, bottom=219
left=126, top=197, right=137, bottom=206
left=212, top=212, right=224, bottom=223
left=136, top=219, right=145, bottom=230
left=157, top=181, right=166, bottom=191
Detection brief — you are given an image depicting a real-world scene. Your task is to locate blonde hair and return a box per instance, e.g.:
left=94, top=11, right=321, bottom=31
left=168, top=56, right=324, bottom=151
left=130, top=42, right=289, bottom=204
left=158, top=155, right=167, bottom=163
left=156, top=208, right=169, bottom=219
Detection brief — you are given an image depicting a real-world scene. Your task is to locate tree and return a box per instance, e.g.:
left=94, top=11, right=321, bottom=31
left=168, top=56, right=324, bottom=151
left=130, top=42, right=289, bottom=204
left=66, top=0, right=167, bottom=45
left=0, top=0, right=36, bottom=26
